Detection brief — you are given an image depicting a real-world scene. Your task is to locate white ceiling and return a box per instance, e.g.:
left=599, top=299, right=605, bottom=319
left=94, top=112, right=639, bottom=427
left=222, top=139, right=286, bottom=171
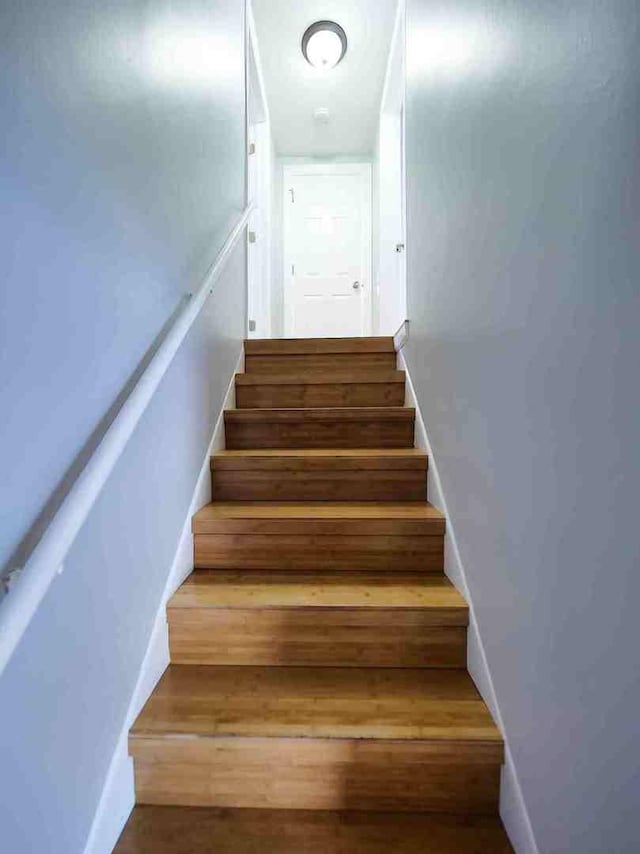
left=251, top=0, right=398, bottom=157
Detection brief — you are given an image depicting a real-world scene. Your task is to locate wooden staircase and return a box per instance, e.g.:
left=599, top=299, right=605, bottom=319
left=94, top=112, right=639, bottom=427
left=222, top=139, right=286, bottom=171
left=117, top=337, right=512, bottom=852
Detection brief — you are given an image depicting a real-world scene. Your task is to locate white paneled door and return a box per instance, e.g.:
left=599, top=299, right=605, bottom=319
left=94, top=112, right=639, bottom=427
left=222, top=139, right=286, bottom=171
left=284, top=163, right=372, bottom=338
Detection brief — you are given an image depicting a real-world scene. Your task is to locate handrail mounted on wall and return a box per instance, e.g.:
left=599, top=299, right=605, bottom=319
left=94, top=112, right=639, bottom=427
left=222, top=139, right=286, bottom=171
left=0, top=205, right=253, bottom=676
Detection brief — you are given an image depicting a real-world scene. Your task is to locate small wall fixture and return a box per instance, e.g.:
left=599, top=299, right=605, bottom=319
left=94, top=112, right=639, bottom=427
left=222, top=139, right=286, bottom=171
left=302, top=21, right=348, bottom=69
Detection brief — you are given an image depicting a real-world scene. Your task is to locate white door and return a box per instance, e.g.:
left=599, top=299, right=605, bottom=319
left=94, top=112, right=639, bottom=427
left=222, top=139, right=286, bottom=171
left=283, top=164, right=372, bottom=338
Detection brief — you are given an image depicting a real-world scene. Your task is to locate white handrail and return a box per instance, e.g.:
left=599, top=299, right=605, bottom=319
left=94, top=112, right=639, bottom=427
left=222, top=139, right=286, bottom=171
left=0, top=205, right=252, bottom=676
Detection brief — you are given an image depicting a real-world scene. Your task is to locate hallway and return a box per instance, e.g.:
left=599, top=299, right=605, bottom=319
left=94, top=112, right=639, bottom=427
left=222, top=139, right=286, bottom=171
left=247, top=0, right=406, bottom=339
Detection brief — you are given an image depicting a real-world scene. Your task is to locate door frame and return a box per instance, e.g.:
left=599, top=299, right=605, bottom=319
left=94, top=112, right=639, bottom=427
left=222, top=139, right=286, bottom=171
left=282, top=162, right=373, bottom=339
left=246, top=1, right=272, bottom=338
left=376, top=0, right=407, bottom=335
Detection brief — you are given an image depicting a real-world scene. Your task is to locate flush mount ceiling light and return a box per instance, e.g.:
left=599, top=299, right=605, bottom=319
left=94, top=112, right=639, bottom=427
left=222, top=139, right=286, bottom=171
left=302, top=21, right=348, bottom=69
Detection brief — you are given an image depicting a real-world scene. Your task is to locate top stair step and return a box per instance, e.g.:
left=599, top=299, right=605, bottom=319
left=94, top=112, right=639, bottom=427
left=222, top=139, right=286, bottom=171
left=244, top=337, right=398, bottom=375
left=129, top=667, right=503, bottom=812
left=245, top=337, right=395, bottom=355
left=114, top=807, right=514, bottom=853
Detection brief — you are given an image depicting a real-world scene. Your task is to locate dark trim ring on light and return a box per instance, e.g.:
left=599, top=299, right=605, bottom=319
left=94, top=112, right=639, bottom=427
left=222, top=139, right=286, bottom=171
left=301, top=21, right=348, bottom=69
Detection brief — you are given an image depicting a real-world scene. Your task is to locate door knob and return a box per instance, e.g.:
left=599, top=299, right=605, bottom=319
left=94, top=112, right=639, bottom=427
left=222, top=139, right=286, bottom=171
left=352, top=281, right=361, bottom=290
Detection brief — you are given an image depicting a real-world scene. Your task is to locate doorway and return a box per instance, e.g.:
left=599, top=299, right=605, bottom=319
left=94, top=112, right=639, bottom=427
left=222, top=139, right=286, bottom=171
left=249, top=0, right=402, bottom=340
left=283, top=163, right=372, bottom=339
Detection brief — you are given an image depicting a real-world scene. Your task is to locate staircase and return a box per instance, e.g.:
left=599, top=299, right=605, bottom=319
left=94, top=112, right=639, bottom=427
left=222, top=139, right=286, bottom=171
left=116, top=337, right=512, bottom=852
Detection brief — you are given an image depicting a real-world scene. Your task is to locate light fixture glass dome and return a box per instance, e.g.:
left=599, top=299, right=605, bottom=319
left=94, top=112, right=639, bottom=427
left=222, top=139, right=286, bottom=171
left=302, top=21, right=347, bottom=69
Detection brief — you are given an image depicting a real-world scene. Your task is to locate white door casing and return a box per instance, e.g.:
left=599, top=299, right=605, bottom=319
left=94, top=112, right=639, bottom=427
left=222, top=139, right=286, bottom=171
left=247, top=122, right=272, bottom=338
left=378, top=108, right=406, bottom=334
left=246, top=3, right=272, bottom=339
left=376, top=0, right=407, bottom=335
left=283, top=163, right=372, bottom=338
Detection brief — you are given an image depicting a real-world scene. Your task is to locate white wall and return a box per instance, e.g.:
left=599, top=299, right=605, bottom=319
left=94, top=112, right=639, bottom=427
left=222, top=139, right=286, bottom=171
left=405, top=1, right=640, bottom=851
left=0, top=1, right=246, bottom=850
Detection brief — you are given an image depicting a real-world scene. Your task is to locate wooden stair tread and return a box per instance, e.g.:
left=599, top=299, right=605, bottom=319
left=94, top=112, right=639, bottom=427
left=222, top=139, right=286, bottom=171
left=245, top=337, right=395, bottom=355
left=235, top=370, right=405, bottom=386
left=213, top=447, right=425, bottom=458
left=169, top=572, right=467, bottom=615
left=131, top=665, right=502, bottom=745
left=115, top=806, right=513, bottom=853
left=224, top=406, right=415, bottom=422
left=194, top=501, right=444, bottom=523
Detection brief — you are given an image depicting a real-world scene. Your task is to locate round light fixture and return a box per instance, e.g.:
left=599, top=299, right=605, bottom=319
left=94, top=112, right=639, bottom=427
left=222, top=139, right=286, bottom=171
left=301, top=21, right=348, bottom=69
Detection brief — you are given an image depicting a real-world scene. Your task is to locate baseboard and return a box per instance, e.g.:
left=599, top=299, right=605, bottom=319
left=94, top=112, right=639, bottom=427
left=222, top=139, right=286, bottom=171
left=82, top=605, right=169, bottom=854
left=398, top=350, right=539, bottom=854
left=393, top=319, right=410, bottom=352
left=83, top=349, right=243, bottom=854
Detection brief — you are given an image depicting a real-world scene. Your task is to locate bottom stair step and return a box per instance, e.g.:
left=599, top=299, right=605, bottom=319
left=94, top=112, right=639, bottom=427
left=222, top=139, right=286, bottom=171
left=129, top=666, right=502, bottom=813
left=115, top=806, right=514, bottom=853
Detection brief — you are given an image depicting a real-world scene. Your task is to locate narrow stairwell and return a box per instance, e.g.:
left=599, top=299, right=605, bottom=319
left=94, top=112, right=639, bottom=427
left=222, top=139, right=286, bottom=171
left=116, top=337, right=512, bottom=852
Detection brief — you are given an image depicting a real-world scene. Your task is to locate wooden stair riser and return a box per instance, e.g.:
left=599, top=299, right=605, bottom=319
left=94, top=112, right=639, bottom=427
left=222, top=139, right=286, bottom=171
left=211, top=472, right=427, bottom=502
left=244, top=337, right=396, bottom=356
left=194, top=533, right=444, bottom=572
left=235, top=376, right=406, bottom=410
left=245, top=352, right=398, bottom=374
left=115, top=807, right=515, bottom=853
left=130, top=736, right=502, bottom=813
left=224, top=408, right=416, bottom=449
left=168, top=609, right=467, bottom=668
left=211, top=453, right=427, bottom=502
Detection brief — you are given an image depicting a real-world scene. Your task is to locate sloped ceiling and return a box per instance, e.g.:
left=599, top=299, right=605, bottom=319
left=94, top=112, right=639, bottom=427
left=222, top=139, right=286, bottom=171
left=251, top=0, right=397, bottom=156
